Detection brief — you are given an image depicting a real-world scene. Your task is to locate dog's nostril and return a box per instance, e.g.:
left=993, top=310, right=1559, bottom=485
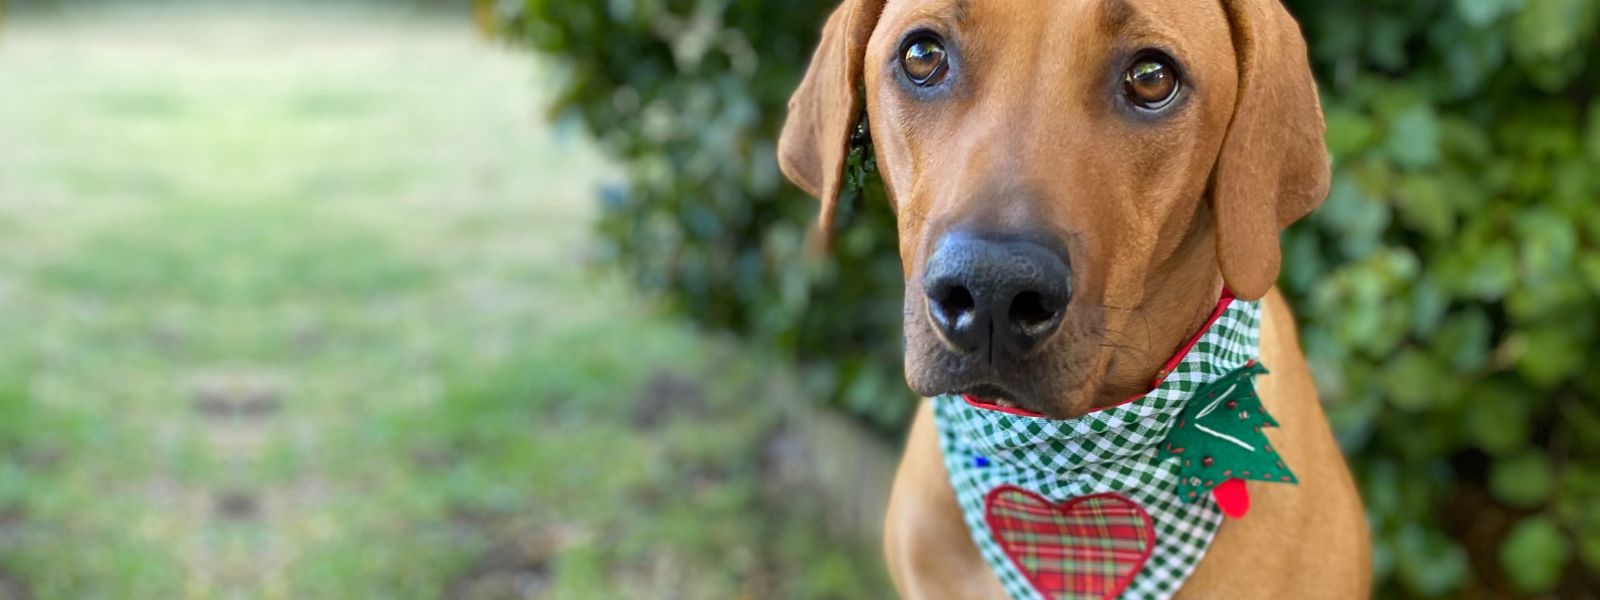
left=934, top=285, right=976, bottom=323
left=1009, top=291, right=1062, bottom=336
left=939, top=285, right=975, bottom=313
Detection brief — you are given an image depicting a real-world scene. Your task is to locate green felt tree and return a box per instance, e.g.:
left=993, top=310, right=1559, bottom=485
left=1161, top=361, right=1297, bottom=505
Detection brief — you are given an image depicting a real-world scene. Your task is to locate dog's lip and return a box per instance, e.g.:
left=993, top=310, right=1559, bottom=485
left=954, top=382, right=1013, bottom=402
left=961, top=394, right=1049, bottom=417
left=952, top=383, right=1050, bottom=417
left=963, top=394, right=1016, bottom=409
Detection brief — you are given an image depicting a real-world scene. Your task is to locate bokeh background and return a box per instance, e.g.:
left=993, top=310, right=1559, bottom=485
left=0, top=0, right=1595, bottom=598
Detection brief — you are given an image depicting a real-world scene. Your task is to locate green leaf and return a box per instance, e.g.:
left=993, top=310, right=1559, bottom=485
left=1434, top=308, right=1491, bottom=372
left=1441, top=31, right=1508, bottom=97
left=1438, top=118, right=1495, bottom=165
left=1385, top=104, right=1442, bottom=169
left=1396, top=525, right=1469, bottom=595
left=1409, top=278, right=1449, bottom=338
left=1500, top=516, right=1572, bottom=593
left=1511, top=0, right=1596, bottom=89
left=1512, top=0, right=1591, bottom=60
left=1465, top=242, right=1519, bottom=300
left=1324, top=108, right=1377, bottom=157
left=1456, top=0, right=1523, bottom=25
left=1382, top=349, right=1459, bottom=411
left=1578, top=253, right=1600, bottom=296
left=1515, top=209, right=1579, bottom=286
left=1464, top=382, right=1530, bottom=454
left=1394, top=175, right=1455, bottom=239
left=1559, top=398, right=1600, bottom=452
left=1489, top=451, right=1555, bottom=507
left=1513, top=326, right=1585, bottom=387
left=1587, top=98, right=1600, bottom=161
left=1315, top=172, right=1390, bottom=259
left=1584, top=533, right=1600, bottom=573
left=1554, top=465, right=1600, bottom=570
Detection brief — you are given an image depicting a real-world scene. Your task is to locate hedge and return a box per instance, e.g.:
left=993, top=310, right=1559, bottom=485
left=481, top=0, right=1599, bottom=596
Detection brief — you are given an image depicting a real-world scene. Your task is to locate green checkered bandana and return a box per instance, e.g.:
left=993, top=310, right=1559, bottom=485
left=935, top=298, right=1262, bottom=600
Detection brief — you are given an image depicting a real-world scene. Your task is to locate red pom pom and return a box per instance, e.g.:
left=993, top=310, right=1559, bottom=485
left=1212, top=478, right=1250, bottom=518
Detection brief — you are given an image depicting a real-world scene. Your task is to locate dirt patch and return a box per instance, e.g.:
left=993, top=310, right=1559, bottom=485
left=213, top=491, right=260, bottom=522
left=445, top=536, right=556, bottom=600
left=630, top=371, right=708, bottom=429
left=0, top=569, right=29, bottom=600
left=191, top=374, right=283, bottom=420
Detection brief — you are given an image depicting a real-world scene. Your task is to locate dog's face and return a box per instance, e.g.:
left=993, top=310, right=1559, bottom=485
left=780, top=0, right=1328, bottom=418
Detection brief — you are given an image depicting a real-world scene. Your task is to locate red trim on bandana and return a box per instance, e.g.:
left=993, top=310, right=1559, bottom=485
left=984, top=485, right=1156, bottom=599
left=1090, top=290, right=1236, bottom=413
left=1150, top=291, right=1237, bottom=389
left=962, top=394, right=1049, bottom=417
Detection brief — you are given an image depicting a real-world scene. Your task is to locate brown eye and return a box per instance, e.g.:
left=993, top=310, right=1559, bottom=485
left=1123, top=55, right=1179, bottom=109
left=900, top=36, right=948, bottom=86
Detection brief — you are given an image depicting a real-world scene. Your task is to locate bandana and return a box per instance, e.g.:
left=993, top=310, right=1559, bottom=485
left=935, top=296, right=1289, bottom=600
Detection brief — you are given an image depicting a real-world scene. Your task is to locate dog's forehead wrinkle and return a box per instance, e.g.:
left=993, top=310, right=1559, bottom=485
left=1099, top=0, right=1136, bottom=33
left=889, top=0, right=971, bottom=27
left=952, top=0, right=971, bottom=23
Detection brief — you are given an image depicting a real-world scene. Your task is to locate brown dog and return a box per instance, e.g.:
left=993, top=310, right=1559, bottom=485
left=778, top=0, right=1370, bottom=597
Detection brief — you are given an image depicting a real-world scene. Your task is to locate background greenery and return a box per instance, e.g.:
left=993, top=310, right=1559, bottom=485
left=0, top=2, right=888, bottom=596
left=486, top=0, right=1600, bottom=597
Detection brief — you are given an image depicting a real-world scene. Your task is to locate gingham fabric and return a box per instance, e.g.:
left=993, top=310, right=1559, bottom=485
left=935, top=298, right=1263, bottom=600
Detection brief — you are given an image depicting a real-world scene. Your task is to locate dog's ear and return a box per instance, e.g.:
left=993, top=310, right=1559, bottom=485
left=777, top=0, right=885, bottom=249
left=1212, top=0, right=1329, bottom=300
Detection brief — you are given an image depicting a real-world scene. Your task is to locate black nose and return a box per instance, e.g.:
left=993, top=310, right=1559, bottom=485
left=922, top=232, right=1071, bottom=360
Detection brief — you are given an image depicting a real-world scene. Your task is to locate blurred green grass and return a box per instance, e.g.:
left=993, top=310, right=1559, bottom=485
left=0, top=3, right=888, bottom=597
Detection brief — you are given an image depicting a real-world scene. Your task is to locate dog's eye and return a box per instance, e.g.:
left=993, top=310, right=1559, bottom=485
left=1123, top=55, right=1179, bottom=110
left=900, top=35, right=948, bottom=86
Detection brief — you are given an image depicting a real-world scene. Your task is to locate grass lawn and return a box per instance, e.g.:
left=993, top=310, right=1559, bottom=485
left=0, top=2, right=889, bottom=597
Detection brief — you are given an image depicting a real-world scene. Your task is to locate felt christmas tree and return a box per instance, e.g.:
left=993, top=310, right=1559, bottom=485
left=1160, top=360, right=1296, bottom=518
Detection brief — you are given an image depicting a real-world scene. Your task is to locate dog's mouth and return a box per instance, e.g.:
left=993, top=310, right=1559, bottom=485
left=954, top=383, right=1050, bottom=417
left=903, top=301, right=1089, bottom=420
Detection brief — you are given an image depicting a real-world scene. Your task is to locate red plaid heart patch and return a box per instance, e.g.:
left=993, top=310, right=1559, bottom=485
left=984, top=486, right=1155, bottom=599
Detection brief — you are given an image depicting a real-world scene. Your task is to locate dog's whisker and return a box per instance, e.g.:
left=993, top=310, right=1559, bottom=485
left=1100, top=328, right=1159, bottom=363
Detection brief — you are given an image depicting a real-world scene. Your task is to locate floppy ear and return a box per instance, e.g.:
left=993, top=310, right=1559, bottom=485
left=777, top=0, right=885, bottom=248
left=1212, top=0, right=1330, bottom=300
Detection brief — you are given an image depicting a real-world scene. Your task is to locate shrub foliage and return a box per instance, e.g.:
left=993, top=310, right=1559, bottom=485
left=486, top=0, right=1598, bottom=595
left=1278, top=0, right=1599, bottom=596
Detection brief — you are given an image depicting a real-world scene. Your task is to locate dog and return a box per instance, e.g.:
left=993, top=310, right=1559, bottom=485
left=777, top=0, right=1371, bottom=597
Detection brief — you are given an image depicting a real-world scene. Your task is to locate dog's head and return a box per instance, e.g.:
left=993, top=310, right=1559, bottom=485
left=779, top=0, right=1328, bottom=418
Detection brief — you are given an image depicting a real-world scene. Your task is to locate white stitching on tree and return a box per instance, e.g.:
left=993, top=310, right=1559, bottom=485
left=1192, top=383, right=1255, bottom=452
